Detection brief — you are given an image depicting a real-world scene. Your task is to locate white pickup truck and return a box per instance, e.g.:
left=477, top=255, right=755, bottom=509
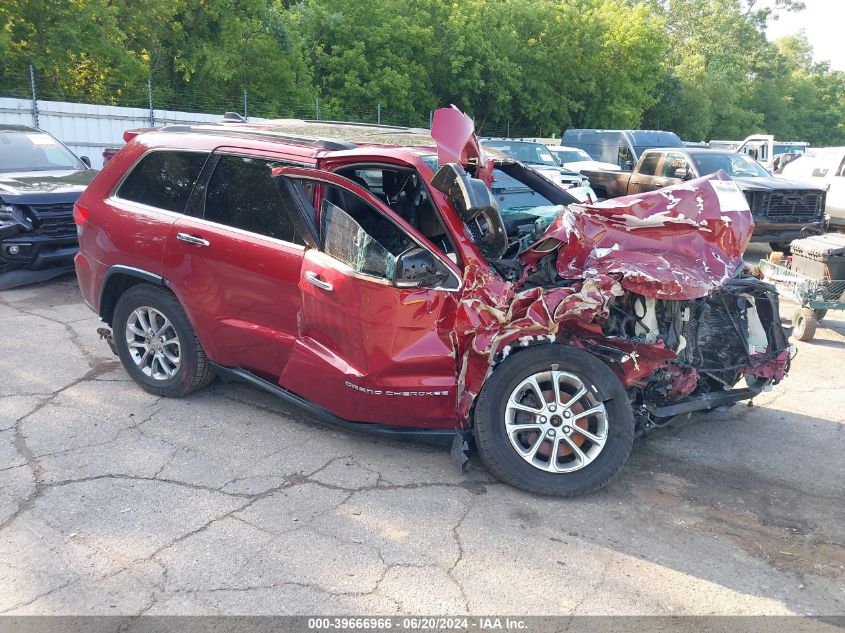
left=779, top=147, right=845, bottom=228
left=710, top=135, right=809, bottom=171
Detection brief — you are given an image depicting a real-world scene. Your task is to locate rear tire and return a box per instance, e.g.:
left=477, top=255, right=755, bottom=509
left=814, top=309, right=827, bottom=321
left=473, top=344, right=634, bottom=496
left=793, top=307, right=817, bottom=342
left=113, top=284, right=215, bottom=397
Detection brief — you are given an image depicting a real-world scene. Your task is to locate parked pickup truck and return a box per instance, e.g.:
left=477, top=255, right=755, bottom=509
left=778, top=147, right=845, bottom=229
left=583, top=147, right=827, bottom=250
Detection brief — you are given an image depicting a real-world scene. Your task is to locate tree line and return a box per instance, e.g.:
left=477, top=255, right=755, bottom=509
left=1, top=0, right=843, bottom=145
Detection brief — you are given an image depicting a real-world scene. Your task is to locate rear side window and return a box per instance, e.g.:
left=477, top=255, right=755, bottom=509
left=638, top=152, right=661, bottom=176
left=117, top=151, right=207, bottom=213
left=204, top=154, right=303, bottom=245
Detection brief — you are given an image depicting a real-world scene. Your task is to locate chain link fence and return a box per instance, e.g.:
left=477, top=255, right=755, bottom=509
left=0, top=66, right=443, bottom=130
left=0, top=65, right=540, bottom=133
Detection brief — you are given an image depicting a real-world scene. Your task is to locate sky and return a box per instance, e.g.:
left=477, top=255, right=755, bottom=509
left=763, top=0, right=845, bottom=71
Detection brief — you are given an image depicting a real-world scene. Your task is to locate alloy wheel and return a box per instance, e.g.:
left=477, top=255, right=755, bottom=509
left=124, top=305, right=182, bottom=381
left=504, top=370, right=608, bottom=473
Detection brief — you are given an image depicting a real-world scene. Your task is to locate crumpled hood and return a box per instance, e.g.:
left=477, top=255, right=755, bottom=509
left=520, top=171, right=755, bottom=301
left=0, top=169, right=97, bottom=198
left=733, top=175, right=828, bottom=193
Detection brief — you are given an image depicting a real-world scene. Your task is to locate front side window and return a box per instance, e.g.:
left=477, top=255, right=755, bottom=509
left=117, top=151, right=207, bottom=213
left=204, top=154, right=303, bottom=244
left=320, top=184, right=414, bottom=280
left=0, top=131, right=83, bottom=172
left=334, top=166, right=456, bottom=257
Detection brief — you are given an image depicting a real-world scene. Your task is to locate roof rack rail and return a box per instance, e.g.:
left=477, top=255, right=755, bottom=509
left=156, top=123, right=358, bottom=150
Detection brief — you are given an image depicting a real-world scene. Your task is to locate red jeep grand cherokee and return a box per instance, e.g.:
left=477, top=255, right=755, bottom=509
left=74, top=107, right=790, bottom=496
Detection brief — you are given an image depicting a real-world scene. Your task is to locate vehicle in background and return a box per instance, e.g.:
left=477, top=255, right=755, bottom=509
left=711, top=135, right=809, bottom=171
left=0, top=124, right=97, bottom=289
left=778, top=147, right=845, bottom=228
left=547, top=145, right=620, bottom=173
left=102, top=147, right=120, bottom=165
left=516, top=138, right=620, bottom=173
left=481, top=139, right=596, bottom=202
left=683, top=141, right=709, bottom=149
left=561, top=129, right=684, bottom=170
left=582, top=147, right=826, bottom=250
left=102, top=128, right=155, bottom=167
left=73, top=107, right=790, bottom=496
left=708, top=140, right=742, bottom=151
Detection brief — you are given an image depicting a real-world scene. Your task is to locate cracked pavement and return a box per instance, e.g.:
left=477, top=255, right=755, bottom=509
left=1, top=248, right=843, bottom=616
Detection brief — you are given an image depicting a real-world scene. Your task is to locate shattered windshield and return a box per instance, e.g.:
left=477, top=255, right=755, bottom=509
left=491, top=169, right=555, bottom=213
left=691, top=153, right=770, bottom=178
left=421, top=157, right=572, bottom=257
left=491, top=168, right=566, bottom=254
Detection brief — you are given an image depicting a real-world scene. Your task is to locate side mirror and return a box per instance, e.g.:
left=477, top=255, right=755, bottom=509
left=80, top=156, right=91, bottom=168
left=431, top=163, right=507, bottom=259
left=674, top=167, right=693, bottom=180
left=623, top=160, right=635, bottom=171
left=393, top=247, right=448, bottom=289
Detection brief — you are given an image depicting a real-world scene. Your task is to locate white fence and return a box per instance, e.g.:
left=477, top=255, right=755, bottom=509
left=0, top=97, right=266, bottom=169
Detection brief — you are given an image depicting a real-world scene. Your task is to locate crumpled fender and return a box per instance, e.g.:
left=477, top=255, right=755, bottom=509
left=455, top=263, right=625, bottom=420
left=520, top=171, right=754, bottom=301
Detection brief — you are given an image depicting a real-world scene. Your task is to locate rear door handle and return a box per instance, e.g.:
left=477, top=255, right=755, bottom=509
left=176, top=232, right=210, bottom=247
left=305, top=270, right=333, bottom=291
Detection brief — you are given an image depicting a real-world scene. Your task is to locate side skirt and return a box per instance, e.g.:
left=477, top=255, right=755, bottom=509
left=211, top=364, right=457, bottom=446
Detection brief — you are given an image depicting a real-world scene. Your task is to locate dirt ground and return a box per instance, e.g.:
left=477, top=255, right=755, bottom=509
left=0, top=244, right=843, bottom=615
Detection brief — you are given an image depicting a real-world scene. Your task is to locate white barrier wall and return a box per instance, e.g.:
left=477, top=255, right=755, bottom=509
left=0, top=97, right=266, bottom=169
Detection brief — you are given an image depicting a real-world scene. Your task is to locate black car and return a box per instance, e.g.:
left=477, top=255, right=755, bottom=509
left=0, top=124, right=97, bottom=289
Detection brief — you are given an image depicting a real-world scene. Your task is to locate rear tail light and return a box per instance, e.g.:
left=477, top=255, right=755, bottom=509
left=73, top=203, right=90, bottom=235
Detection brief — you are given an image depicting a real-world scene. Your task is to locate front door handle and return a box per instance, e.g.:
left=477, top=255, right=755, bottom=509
left=305, top=270, right=333, bottom=291
left=176, top=232, right=210, bottom=247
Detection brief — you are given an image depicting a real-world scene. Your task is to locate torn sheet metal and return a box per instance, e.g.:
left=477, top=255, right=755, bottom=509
left=454, top=263, right=625, bottom=419
left=521, top=172, right=754, bottom=301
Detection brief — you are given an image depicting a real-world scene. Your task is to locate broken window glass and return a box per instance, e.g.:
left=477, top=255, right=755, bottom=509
left=320, top=199, right=397, bottom=279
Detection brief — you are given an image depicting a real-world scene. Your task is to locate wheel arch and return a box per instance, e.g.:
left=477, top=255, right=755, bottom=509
left=99, top=266, right=164, bottom=325
left=484, top=340, right=622, bottom=409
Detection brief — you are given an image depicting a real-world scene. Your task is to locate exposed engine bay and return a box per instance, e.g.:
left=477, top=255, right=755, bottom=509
left=602, top=277, right=790, bottom=426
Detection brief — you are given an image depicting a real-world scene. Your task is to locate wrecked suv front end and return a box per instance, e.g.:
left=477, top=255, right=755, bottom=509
left=433, top=162, right=790, bottom=495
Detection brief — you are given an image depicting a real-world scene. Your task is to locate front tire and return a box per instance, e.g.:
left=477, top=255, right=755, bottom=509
left=473, top=345, right=634, bottom=496
left=113, top=284, right=215, bottom=397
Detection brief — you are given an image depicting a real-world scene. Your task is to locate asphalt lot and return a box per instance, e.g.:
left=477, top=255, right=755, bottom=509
left=0, top=243, right=843, bottom=616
